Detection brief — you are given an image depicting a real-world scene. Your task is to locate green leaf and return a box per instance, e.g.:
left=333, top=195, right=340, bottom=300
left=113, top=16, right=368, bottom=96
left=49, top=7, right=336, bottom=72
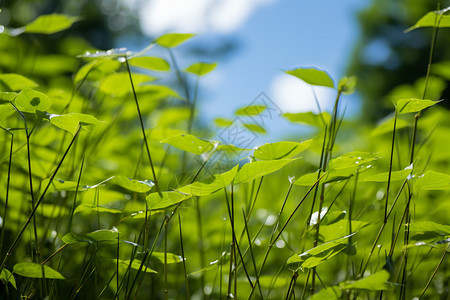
left=362, top=168, right=412, bottom=182
left=405, top=10, right=450, bottom=32
left=129, top=56, right=170, bottom=72
left=235, top=105, right=266, bottom=116
left=0, top=73, right=38, bottom=91
left=25, top=14, right=79, bottom=34
left=409, top=221, right=450, bottom=236
left=74, top=204, right=123, bottom=215
left=415, top=171, right=450, bottom=190
left=243, top=122, right=266, bottom=134
left=371, top=115, right=409, bottom=136
left=338, top=76, right=357, bottom=94
left=13, top=262, right=65, bottom=280
left=111, top=176, right=154, bottom=193
left=0, top=92, right=17, bottom=101
left=15, top=88, right=51, bottom=113
left=286, top=234, right=354, bottom=269
left=178, top=165, right=239, bottom=196
left=328, top=152, right=378, bottom=170
left=282, top=111, right=330, bottom=127
left=150, top=252, right=184, bottom=264
left=340, top=270, right=389, bottom=291
left=74, top=59, right=121, bottom=85
left=310, top=287, right=341, bottom=300
left=49, top=113, right=102, bottom=135
left=146, top=191, right=192, bottom=210
left=162, top=134, right=216, bottom=155
left=254, top=140, right=311, bottom=160
left=285, top=67, right=334, bottom=88
left=396, top=98, right=440, bottom=114
left=0, top=269, right=17, bottom=289
left=234, top=159, right=298, bottom=184
left=100, top=72, right=157, bottom=97
left=318, top=220, right=369, bottom=242
left=214, top=118, right=233, bottom=127
left=293, top=172, right=327, bottom=186
left=136, top=85, right=181, bottom=101
left=62, top=229, right=118, bottom=244
left=155, top=33, right=195, bottom=48
left=185, top=62, right=217, bottom=76
left=117, top=259, right=157, bottom=274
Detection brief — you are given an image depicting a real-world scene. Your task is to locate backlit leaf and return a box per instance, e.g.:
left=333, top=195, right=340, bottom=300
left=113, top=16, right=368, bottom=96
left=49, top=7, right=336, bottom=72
left=162, top=134, right=216, bottom=154
left=234, top=159, right=298, bottom=184
left=340, top=270, right=389, bottom=291
left=74, top=204, right=123, bottom=215
left=185, top=62, right=217, bottom=76
left=118, top=259, right=157, bottom=274
left=0, top=269, right=16, bottom=289
left=0, top=74, right=38, bottom=91
left=409, top=221, right=450, bottom=236
left=111, top=176, right=154, bottom=193
left=0, top=92, right=17, bottom=101
left=150, top=252, right=184, bottom=264
left=129, top=56, right=170, bottom=72
left=62, top=229, right=118, bottom=244
left=178, top=165, right=239, bottom=196
left=155, top=33, right=195, bottom=48
left=25, top=14, right=79, bottom=34
left=13, top=262, right=65, bottom=280
left=328, top=152, right=378, bottom=170
left=396, top=98, right=440, bottom=114
left=15, top=88, right=51, bottom=113
left=243, top=122, right=266, bottom=134
left=285, top=67, right=334, bottom=88
left=405, top=10, right=450, bottom=32
left=338, top=76, right=357, bottom=94
left=146, top=191, right=192, bottom=210
left=371, top=115, right=409, bottom=136
left=254, top=140, right=311, bottom=160
left=100, top=72, right=157, bottom=97
left=362, top=168, right=412, bottom=182
left=415, top=170, right=450, bottom=190
left=235, top=105, right=266, bottom=116
left=214, top=118, right=233, bottom=127
left=282, top=111, right=330, bottom=127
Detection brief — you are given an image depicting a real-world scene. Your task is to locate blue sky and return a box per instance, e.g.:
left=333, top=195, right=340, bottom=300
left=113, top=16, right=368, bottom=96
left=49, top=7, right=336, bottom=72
left=127, top=0, right=372, bottom=145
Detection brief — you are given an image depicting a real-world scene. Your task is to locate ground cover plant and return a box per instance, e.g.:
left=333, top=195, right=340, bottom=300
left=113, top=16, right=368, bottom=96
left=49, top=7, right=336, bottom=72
left=0, top=7, right=449, bottom=300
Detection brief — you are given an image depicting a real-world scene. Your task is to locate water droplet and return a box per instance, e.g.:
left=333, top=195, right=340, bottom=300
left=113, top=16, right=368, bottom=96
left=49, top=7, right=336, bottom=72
left=265, top=215, right=277, bottom=226
left=355, top=161, right=360, bottom=164
left=51, top=230, right=57, bottom=238
left=309, top=207, right=328, bottom=226
left=376, top=190, right=385, bottom=200
left=255, top=238, right=262, bottom=246
left=404, top=163, right=413, bottom=170
left=204, top=285, right=212, bottom=295
left=118, top=57, right=126, bottom=62
left=0, top=26, right=4, bottom=34
left=415, top=242, right=426, bottom=246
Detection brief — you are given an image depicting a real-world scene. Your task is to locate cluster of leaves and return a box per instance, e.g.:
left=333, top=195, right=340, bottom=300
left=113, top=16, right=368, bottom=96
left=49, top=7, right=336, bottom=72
left=0, top=10, right=449, bottom=300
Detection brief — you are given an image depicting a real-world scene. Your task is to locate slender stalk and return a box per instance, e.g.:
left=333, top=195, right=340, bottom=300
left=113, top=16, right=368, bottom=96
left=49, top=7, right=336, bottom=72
left=124, top=57, right=162, bottom=196
left=177, top=212, right=190, bottom=299
left=418, top=244, right=449, bottom=299
left=0, top=129, right=13, bottom=255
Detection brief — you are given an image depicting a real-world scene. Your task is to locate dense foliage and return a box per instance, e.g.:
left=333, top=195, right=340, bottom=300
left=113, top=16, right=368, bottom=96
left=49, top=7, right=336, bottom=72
left=0, top=8, right=449, bottom=300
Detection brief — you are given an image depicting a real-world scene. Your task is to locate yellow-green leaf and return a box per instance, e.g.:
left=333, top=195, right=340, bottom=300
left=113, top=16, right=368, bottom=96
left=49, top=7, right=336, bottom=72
left=15, top=88, right=51, bottom=113
left=13, top=262, right=65, bottom=280
left=162, top=134, right=216, bottom=155
left=25, top=14, right=79, bottom=34
left=254, top=140, right=311, bottom=160
left=340, top=270, right=389, bottom=291
left=405, top=10, right=450, bottom=32
left=0, top=74, right=38, bottom=91
left=396, top=98, right=440, bottom=114
left=129, top=56, right=170, bottom=72
left=234, top=159, right=298, bottom=184
left=285, top=67, right=334, bottom=88
left=155, top=33, right=195, bottom=48
left=185, top=62, right=217, bottom=76
left=146, top=191, right=192, bottom=210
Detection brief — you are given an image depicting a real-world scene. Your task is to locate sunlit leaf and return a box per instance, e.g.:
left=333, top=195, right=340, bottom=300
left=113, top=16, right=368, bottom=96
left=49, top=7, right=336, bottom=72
left=13, top=262, right=65, bottom=280
left=74, top=204, right=123, bottom=215
left=136, top=85, right=181, bottom=100
left=185, top=62, right=217, bottom=76
left=100, top=72, right=157, bottom=97
left=0, top=269, right=16, bottom=289
left=155, top=33, right=195, bottom=48
left=415, top=170, right=450, bottom=190
left=234, top=159, right=298, bottom=184
left=396, top=98, right=441, bottom=114
left=371, top=115, right=409, bottom=136
left=243, top=122, right=266, bottom=134
left=24, top=14, right=79, bottom=34
left=49, top=113, right=102, bottom=135
left=129, top=56, right=170, bottom=72
left=340, top=270, right=389, bottom=291
left=405, top=10, right=450, bottom=32
left=362, top=168, right=412, bottom=182
left=74, top=59, right=121, bottom=85
left=338, top=76, right=357, bottom=94
left=254, top=140, right=311, bottom=160
left=285, top=67, right=334, bottom=88
left=318, top=220, right=369, bottom=242
left=15, top=88, right=51, bottom=113
left=329, top=152, right=378, bottom=170
left=62, top=229, right=118, bottom=244
left=235, top=105, right=266, bottom=116
left=178, top=165, right=239, bottom=196
left=162, top=134, right=216, bottom=154
left=215, top=118, right=233, bottom=127
left=286, top=234, right=354, bottom=269
left=409, top=221, right=450, bottom=236
left=146, top=191, right=192, bottom=210
left=0, top=74, right=38, bottom=91
left=282, top=111, right=330, bottom=127
left=0, top=92, right=17, bottom=101
left=117, top=259, right=157, bottom=274
left=150, top=252, right=184, bottom=264
left=310, top=287, right=341, bottom=300
left=111, top=176, right=154, bottom=193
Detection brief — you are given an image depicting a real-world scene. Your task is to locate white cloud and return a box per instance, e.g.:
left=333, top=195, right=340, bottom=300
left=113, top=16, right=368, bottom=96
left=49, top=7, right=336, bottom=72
left=270, top=73, right=336, bottom=113
left=138, top=0, right=276, bottom=36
